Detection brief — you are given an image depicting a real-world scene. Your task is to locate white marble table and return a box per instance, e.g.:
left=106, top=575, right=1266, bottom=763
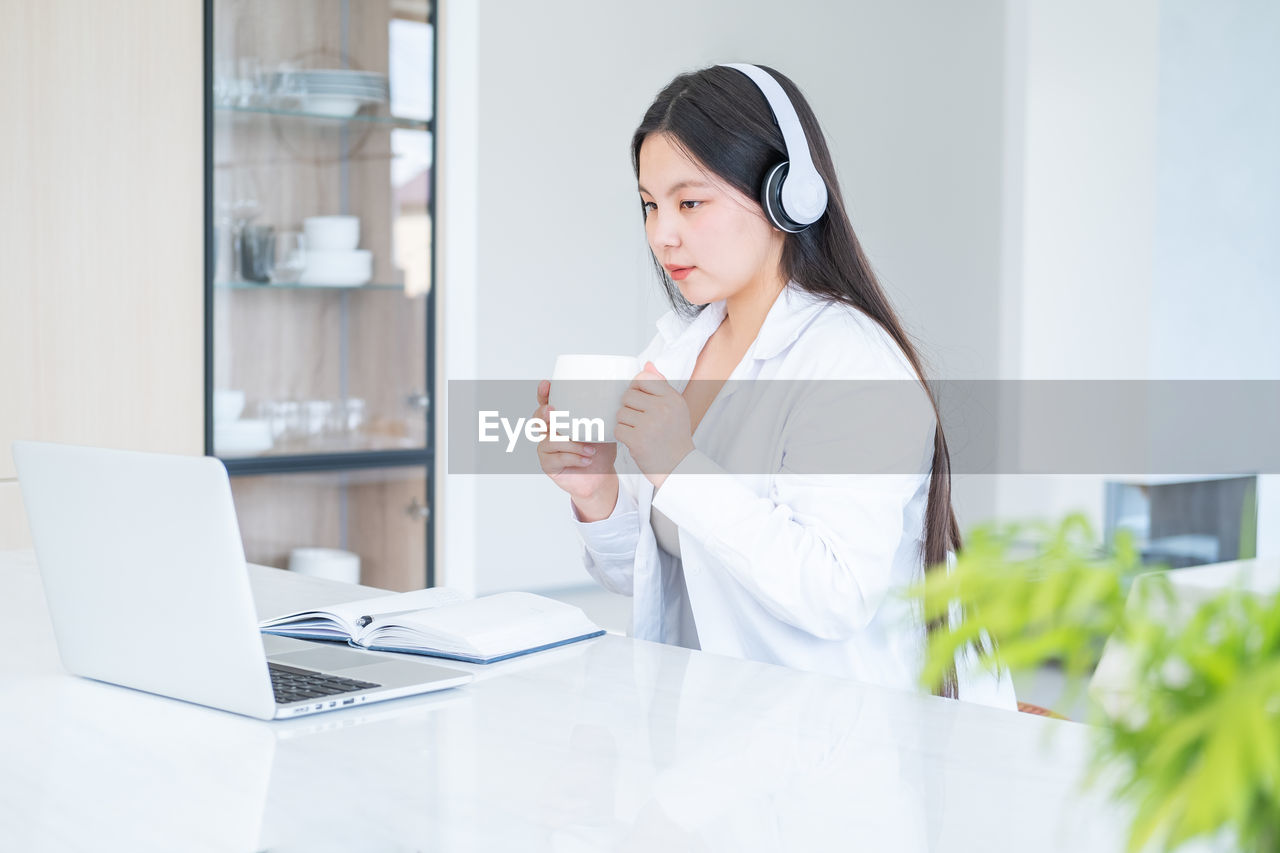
left=1, top=548, right=1147, bottom=852
left=1091, top=557, right=1280, bottom=716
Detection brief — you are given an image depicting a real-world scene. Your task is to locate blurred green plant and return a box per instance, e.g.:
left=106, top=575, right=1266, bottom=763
left=912, top=513, right=1280, bottom=853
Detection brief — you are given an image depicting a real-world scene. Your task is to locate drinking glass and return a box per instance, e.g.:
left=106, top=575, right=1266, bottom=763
left=269, top=231, right=306, bottom=284
left=239, top=225, right=275, bottom=283
left=303, top=400, right=332, bottom=445
left=236, top=57, right=264, bottom=107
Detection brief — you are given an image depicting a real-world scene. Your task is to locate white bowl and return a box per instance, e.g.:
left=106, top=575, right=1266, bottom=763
left=288, top=547, right=360, bottom=584
left=214, top=419, right=273, bottom=455
left=213, top=389, right=246, bottom=425
left=303, top=215, right=360, bottom=251
left=300, top=249, right=372, bottom=286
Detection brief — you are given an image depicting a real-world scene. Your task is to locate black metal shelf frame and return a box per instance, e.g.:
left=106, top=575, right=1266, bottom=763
left=202, top=0, right=438, bottom=586
left=221, top=449, right=432, bottom=477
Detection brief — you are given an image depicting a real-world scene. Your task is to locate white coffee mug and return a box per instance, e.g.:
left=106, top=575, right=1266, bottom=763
left=550, top=354, right=642, bottom=443
left=288, top=547, right=360, bottom=584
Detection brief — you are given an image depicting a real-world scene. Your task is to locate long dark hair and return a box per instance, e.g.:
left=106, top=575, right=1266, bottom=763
left=633, top=64, right=964, bottom=698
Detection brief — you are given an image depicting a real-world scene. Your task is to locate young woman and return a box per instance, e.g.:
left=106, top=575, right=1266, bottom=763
left=534, top=64, right=1014, bottom=708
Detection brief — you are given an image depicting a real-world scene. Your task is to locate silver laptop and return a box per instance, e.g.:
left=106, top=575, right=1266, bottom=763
left=12, top=440, right=473, bottom=720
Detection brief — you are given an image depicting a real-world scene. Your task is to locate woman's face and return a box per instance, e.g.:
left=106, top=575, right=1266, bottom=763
left=637, top=132, right=783, bottom=305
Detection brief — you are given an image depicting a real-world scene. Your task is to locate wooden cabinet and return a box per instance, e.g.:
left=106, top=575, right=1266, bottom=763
left=0, top=1, right=435, bottom=578
left=0, top=0, right=205, bottom=547
left=208, top=0, right=436, bottom=589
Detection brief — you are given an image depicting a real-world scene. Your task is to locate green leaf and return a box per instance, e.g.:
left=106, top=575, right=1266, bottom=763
left=1126, top=775, right=1187, bottom=853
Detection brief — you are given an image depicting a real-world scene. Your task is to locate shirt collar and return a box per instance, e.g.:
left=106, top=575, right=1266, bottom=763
left=655, top=282, right=828, bottom=361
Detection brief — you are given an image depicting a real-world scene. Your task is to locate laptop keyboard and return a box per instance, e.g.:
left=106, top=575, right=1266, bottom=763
left=269, top=662, right=381, bottom=705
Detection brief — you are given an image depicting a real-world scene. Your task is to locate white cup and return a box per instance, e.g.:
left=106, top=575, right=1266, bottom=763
left=288, top=547, right=360, bottom=584
left=303, top=215, right=360, bottom=251
left=212, top=388, right=246, bottom=425
left=550, top=354, right=642, bottom=443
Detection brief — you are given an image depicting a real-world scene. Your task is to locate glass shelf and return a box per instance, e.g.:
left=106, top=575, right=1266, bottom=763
left=215, top=280, right=407, bottom=292
left=215, top=103, right=431, bottom=132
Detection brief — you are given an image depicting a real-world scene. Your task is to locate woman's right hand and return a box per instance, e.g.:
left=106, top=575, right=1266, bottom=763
left=534, top=380, right=619, bottom=520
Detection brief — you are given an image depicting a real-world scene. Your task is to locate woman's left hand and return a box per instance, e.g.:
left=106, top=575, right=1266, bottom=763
left=615, top=361, right=695, bottom=490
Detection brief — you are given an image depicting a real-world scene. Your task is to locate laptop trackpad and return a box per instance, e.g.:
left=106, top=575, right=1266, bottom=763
left=270, top=646, right=383, bottom=674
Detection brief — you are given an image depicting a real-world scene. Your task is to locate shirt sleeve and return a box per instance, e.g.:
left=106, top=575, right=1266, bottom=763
left=651, top=378, right=937, bottom=641
left=570, top=471, right=641, bottom=596
left=566, top=330, right=669, bottom=597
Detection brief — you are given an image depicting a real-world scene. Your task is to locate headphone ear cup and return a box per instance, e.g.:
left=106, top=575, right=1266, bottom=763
left=760, top=161, right=806, bottom=233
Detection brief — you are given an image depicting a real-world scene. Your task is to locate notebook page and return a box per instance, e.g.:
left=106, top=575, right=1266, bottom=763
left=305, top=586, right=468, bottom=626
left=375, top=592, right=597, bottom=657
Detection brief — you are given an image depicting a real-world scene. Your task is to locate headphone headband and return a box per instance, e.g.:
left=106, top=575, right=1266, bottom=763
left=720, top=63, right=828, bottom=230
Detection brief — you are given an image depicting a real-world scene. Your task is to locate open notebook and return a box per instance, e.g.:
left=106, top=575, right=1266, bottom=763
left=260, top=588, right=605, bottom=664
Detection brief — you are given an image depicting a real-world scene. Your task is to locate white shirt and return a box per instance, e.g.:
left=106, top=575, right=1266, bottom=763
left=572, top=284, right=1016, bottom=709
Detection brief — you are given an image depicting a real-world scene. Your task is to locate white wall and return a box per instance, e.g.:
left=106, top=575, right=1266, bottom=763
left=1015, top=0, right=1161, bottom=382
left=990, top=0, right=1160, bottom=532
left=435, top=0, right=480, bottom=592
left=1149, top=0, right=1280, bottom=556
left=1149, top=0, right=1280, bottom=383
left=991, top=0, right=1280, bottom=554
left=438, top=0, right=1008, bottom=592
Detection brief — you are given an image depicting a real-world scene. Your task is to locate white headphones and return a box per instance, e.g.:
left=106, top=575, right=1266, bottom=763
left=720, top=63, right=829, bottom=233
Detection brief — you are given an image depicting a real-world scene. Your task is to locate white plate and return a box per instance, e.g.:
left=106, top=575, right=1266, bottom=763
left=298, top=75, right=387, bottom=90
left=299, top=76, right=387, bottom=84
left=298, top=69, right=386, bottom=76
left=300, top=88, right=387, bottom=98
left=299, top=247, right=372, bottom=285
left=295, top=275, right=371, bottom=287
left=300, top=95, right=366, bottom=117
left=299, top=78, right=386, bottom=87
